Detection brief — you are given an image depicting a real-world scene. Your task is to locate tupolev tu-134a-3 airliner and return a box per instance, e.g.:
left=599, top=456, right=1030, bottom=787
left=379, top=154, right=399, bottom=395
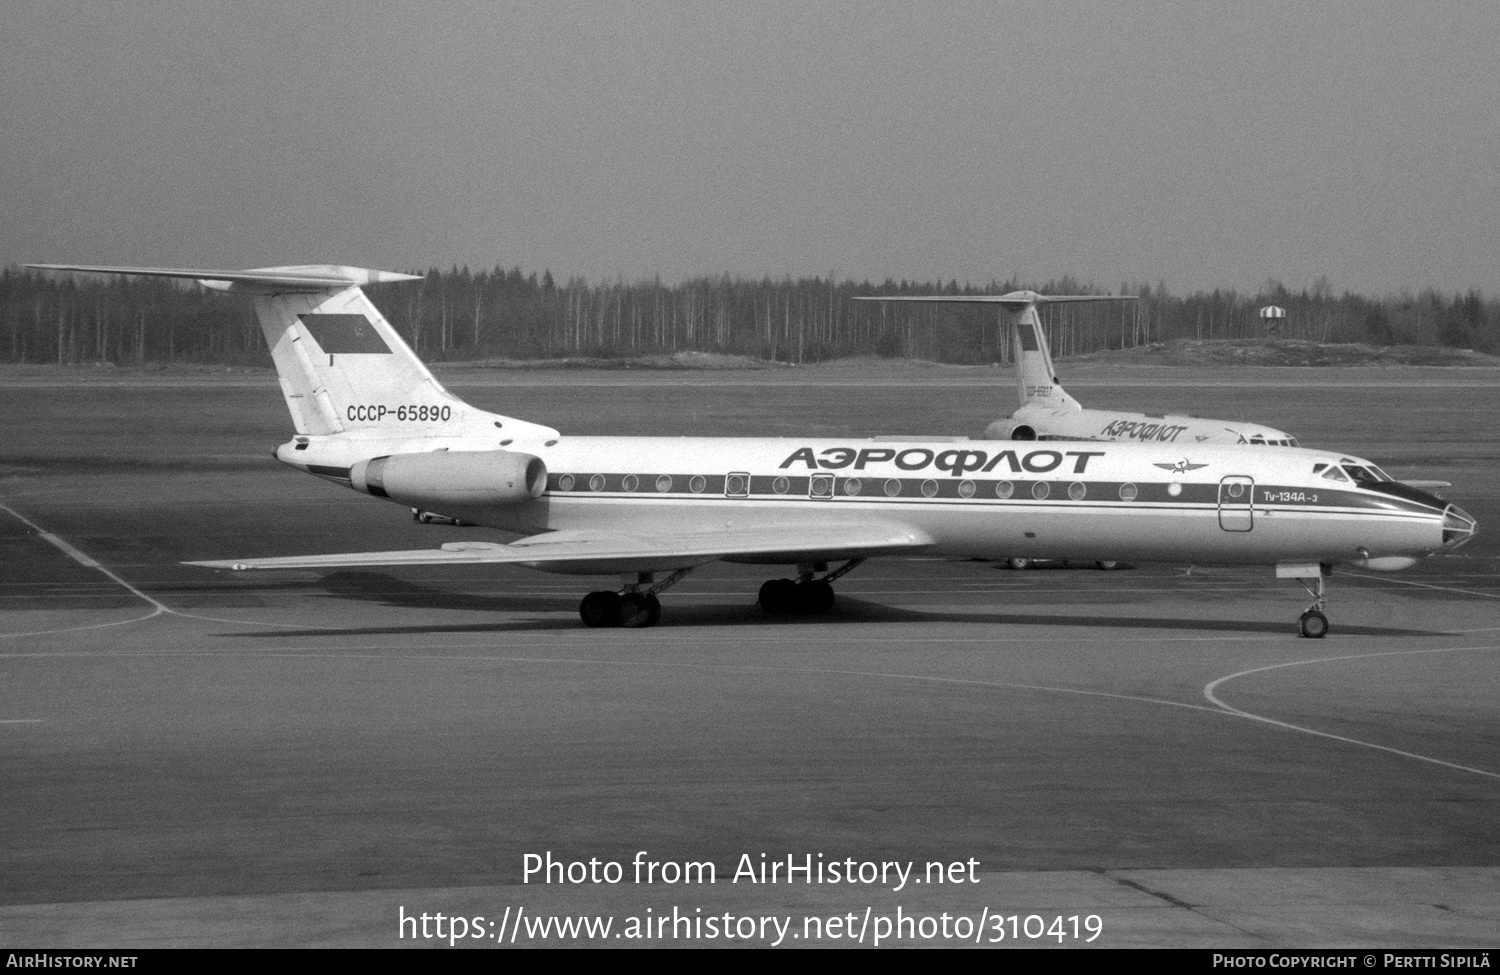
left=30, top=263, right=1477, bottom=637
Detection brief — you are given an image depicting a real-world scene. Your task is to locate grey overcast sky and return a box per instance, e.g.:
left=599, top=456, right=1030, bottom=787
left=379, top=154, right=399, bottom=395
left=3, top=1, right=1497, bottom=295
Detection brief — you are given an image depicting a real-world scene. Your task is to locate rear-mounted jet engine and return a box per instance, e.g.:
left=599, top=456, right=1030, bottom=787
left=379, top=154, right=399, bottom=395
left=350, top=450, right=546, bottom=508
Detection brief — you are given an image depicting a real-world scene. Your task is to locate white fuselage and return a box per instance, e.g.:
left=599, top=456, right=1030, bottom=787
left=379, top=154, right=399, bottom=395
left=37, top=265, right=1475, bottom=632
left=288, top=433, right=1455, bottom=574
left=988, top=404, right=1299, bottom=447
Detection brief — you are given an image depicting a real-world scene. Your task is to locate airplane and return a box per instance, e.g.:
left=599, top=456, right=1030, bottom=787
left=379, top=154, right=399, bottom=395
left=853, top=292, right=1301, bottom=446
left=29, top=263, right=1477, bottom=638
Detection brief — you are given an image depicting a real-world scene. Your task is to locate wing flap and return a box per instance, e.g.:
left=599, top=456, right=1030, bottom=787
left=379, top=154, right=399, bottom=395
left=188, top=522, right=935, bottom=576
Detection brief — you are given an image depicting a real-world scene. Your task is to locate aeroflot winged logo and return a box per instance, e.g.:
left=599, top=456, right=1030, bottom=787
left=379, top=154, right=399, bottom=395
left=1154, top=459, right=1209, bottom=474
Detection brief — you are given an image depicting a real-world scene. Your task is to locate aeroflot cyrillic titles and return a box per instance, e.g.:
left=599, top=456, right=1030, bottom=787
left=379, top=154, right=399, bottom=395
left=778, top=446, right=1105, bottom=475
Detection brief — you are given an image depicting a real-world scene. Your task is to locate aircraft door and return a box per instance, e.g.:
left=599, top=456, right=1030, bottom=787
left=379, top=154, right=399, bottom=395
left=1218, top=476, right=1254, bottom=531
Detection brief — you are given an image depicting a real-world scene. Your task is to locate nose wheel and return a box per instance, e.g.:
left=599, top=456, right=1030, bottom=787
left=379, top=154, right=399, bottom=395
left=1298, top=610, right=1329, bottom=639
left=1290, top=567, right=1331, bottom=639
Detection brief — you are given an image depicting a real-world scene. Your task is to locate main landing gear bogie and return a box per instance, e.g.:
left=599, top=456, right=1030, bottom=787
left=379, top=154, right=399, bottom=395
left=579, top=559, right=866, bottom=626
left=758, top=577, right=834, bottom=616
left=579, top=589, right=662, bottom=628
left=578, top=568, right=689, bottom=628
left=758, top=559, right=864, bottom=618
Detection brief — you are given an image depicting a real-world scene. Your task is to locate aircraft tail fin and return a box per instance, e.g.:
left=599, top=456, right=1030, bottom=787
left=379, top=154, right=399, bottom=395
left=25, top=263, right=559, bottom=441
left=245, top=272, right=448, bottom=437
left=851, top=291, right=1135, bottom=411
left=1007, top=299, right=1078, bottom=411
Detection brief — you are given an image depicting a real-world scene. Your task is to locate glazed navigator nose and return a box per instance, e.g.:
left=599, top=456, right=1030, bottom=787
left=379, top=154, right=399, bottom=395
left=1442, top=504, right=1477, bottom=550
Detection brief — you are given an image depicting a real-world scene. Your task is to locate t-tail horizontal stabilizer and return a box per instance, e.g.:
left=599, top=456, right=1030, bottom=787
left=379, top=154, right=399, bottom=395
left=25, top=262, right=560, bottom=443
left=25, top=263, right=423, bottom=292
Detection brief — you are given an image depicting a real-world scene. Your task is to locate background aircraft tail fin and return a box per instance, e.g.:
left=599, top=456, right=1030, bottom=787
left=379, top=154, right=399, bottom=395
left=851, top=291, right=1136, bottom=411
left=1006, top=300, right=1080, bottom=411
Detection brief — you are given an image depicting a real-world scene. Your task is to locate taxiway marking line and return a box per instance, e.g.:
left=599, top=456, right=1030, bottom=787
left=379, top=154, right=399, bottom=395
left=0, top=613, right=165, bottom=640
left=0, top=500, right=336, bottom=633
left=1203, top=645, right=1500, bottom=781
left=0, top=645, right=1235, bottom=716
left=1344, top=572, right=1500, bottom=600
left=6, top=642, right=1492, bottom=781
left=0, top=501, right=169, bottom=617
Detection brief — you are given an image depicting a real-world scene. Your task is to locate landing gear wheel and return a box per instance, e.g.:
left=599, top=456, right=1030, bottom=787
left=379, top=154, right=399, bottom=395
left=797, top=579, right=835, bottom=614
left=579, top=590, right=622, bottom=628
left=618, top=592, right=650, bottom=628
left=759, top=578, right=796, bottom=616
left=643, top=594, right=662, bottom=627
left=1007, top=557, right=1031, bottom=570
left=1298, top=610, right=1329, bottom=639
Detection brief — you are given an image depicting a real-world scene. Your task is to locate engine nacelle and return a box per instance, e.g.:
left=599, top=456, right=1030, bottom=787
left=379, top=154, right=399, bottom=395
left=982, top=418, right=1037, bottom=441
left=349, top=450, right=546, bottom=507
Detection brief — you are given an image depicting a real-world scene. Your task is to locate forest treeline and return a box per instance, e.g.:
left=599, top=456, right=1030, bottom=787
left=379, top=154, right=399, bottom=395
left=2, top=264, right=1495, bottom=367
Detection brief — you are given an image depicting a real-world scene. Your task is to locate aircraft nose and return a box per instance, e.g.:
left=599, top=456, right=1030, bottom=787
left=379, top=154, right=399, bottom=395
left=1442, top=504, right=1477, bottom=550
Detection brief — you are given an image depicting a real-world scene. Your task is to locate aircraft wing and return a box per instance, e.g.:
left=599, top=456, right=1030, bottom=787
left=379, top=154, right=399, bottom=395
left=187, top=521, right=936, bottom=576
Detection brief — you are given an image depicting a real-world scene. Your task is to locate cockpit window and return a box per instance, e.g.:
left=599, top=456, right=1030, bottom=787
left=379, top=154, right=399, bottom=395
left=1335, top=458, right=1393, bottom=483
left=1321, top=465, right=1350, bottom=482
left=1287, top=438, right=1299, bottom=447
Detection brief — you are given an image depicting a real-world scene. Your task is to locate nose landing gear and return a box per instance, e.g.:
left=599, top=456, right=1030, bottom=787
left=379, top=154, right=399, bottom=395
left=1280, top=562, right=1332, bottom=638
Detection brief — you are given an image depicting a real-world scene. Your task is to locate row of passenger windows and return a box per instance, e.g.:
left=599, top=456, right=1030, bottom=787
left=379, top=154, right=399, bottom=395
left=554, top=472, right=1146, bottom=502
